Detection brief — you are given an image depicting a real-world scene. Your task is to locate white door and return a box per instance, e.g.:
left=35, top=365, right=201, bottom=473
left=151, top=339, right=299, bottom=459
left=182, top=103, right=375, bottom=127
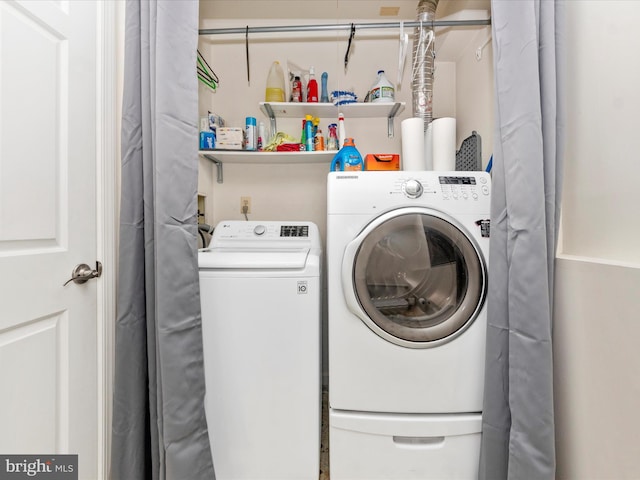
left=0, top=0, right=101, bottom=477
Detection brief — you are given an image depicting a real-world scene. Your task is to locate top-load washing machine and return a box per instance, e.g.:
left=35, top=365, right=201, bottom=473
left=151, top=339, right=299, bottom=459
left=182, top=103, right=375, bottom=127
left=199, top=221, right=322, bottom=480
left=327, top=171, right=491, bottom=479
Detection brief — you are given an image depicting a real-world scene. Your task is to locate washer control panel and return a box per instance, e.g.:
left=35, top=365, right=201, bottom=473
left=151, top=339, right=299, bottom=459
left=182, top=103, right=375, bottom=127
left=439, top=175, right=489, bottom=201
left=215, top=222, right=310, bottom=240
left=391, top=174, right=490, bottom=202
left=402, top=179, right=424, bottom=199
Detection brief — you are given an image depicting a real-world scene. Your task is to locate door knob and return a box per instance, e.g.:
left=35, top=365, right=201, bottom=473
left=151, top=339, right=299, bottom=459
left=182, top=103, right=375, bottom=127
left=63, top=261, right=102, bottom=286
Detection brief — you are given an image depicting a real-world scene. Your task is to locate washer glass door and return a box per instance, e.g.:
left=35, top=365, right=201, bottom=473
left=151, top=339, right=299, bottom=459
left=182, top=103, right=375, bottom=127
left=349, top=209, right=486, bottom=347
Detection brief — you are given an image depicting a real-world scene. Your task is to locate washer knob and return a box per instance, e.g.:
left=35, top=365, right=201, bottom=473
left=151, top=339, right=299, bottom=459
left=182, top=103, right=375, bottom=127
left=253, top=225, right=266, bottom=236
left=403, top=179, right=424, bottom=199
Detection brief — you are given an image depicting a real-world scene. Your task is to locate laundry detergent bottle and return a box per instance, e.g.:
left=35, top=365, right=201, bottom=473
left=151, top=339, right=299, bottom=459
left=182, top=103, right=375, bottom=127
left=330, top=138, right=364, bottom=171
left=265, top=61, right=286, bottom=102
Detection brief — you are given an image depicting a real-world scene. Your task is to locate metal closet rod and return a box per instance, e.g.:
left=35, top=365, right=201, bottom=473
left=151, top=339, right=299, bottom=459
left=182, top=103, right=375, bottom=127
left=198, top=18, right=491, bottom=36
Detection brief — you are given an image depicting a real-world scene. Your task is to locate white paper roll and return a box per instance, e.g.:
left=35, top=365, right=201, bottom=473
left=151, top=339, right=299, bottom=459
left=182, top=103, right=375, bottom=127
left=424, top=122, right=433, bottom=171
left=401, top=117, right=426, bottom=171
left=432, top=117, right=456, bottom=171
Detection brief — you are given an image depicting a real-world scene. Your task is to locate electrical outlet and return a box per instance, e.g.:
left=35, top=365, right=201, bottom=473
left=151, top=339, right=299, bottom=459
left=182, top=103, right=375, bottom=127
left=240, top=196, right=251, bottom=214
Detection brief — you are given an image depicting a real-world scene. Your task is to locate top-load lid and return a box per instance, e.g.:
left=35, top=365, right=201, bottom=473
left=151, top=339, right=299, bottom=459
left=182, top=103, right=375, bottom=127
left=198, top=248, right=310, bottom=269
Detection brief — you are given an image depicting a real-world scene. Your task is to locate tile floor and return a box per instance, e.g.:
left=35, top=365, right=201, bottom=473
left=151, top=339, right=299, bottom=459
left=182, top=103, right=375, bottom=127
left=320, top=386, right=330, bottom=479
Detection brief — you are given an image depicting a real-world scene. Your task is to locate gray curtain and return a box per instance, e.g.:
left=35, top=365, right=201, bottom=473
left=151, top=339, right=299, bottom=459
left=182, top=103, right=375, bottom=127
left=111, top=1, right=215, bottom=479
left=479, top=1, right=565, bottom=479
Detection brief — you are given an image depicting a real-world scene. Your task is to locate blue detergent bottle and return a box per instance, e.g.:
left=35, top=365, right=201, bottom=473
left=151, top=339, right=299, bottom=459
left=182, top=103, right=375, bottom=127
left=330, top=138, right=364, bottom=171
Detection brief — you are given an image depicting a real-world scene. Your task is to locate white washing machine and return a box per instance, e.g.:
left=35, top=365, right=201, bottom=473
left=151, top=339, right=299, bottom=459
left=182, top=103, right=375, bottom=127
left=327, top=171, right=491, bottom=479
left=199, top=221, right=322, bottom=480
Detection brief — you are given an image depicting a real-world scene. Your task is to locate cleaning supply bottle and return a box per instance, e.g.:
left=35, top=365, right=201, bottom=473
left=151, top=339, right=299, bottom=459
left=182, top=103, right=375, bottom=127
left=307, top=66, right=319, bottom=103
left=304, top=116, right=314, bottom=151
left=337, top=113, right=346, bottom=148
left=257, top=122, right=266, bottom=150
left=314, top=129, right=325, bottom=151
left=300, top=115, right=313, bottom=150
left=265, top=61, right=286, bottom=102
left=321, top=72, right=329, bottom=102
left=245, top=116, right=257, bottom=151
left=330, top=138, right=364, bottom=171
left=327, top=123, right=339, bottom=151
left=369, top=70, right=395, bottom=103
left=291, top=76, right=302, bottom=102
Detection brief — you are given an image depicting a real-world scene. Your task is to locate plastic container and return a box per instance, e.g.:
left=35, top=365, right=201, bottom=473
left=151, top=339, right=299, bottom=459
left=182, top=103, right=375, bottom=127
left=337, top=113, right=346, bottom=149
left=307, top=66, right=319, bottom=103
left=257, top=122, right=266, bottom=150
left=330, top=138, right=364, bottom=171
left=245, top=117, right=257, bottom=150
left=327, top=124, right=339, bottom=151
left=265, top=61, right=286, bottom=102
left=321, top=72, right=329, bottom=102
left=369, top=70, right=395, bottom=103
left=314, top=129, right=325, bottom=151
left=304, top=117, right=314, bottom=151
left=291, top=76, right=302, bottom=102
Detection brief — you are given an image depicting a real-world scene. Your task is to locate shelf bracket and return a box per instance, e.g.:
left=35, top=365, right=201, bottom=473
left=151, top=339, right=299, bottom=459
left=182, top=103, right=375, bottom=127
left=262, top=102, right=277, bottom=136
left=387, top=102, right=402, bottom=138
left=203, top=154, right=224, bottom=183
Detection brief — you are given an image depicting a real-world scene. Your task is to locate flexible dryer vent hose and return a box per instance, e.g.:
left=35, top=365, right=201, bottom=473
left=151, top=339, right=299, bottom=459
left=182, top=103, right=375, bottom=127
left=412, top=0, right=439, bottom=128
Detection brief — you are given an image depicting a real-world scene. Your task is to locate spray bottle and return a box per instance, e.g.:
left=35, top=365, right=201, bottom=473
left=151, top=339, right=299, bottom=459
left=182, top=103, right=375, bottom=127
left=307, top=66, right=319, bottom=103
left=327, top=123, right=338, bottom=151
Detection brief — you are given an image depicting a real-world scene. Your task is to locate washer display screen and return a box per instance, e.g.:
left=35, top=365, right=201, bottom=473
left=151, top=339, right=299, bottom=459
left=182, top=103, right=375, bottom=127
left=280, top=225, right=309, bottom=237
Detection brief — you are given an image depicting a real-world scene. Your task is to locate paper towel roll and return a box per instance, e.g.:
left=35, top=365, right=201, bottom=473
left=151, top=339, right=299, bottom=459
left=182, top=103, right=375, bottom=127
left=424, top=122, right=433, bottom=171
left=432, top=117, right=456, bottom=171
left=401, top=117, right=426, bottom=171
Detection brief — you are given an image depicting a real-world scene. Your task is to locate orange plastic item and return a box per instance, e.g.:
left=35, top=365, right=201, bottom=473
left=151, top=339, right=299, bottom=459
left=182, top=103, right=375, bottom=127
left=364, top=154, right=400, bottom=171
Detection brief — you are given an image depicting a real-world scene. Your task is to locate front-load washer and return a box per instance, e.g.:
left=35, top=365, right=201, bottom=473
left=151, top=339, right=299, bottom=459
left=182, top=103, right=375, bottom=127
left=199, top=221, right=321, bottom=480
left=327, top=171, right=491, bottom=479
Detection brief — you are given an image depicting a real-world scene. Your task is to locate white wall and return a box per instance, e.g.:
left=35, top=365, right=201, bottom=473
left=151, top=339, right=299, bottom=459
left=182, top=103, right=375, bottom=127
left=455, top=27, right=493, bottom=169
left=561, top=2, right=640, bottom=264
left=555, top=1, right=640, bottom=477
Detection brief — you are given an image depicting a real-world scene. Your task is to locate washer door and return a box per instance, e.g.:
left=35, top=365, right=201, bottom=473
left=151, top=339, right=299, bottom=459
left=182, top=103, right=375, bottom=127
left=342, top=207, right=487, bottom=348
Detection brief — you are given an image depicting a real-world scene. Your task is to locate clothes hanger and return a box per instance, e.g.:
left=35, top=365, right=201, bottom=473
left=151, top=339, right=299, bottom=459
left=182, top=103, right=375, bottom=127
left=245, top=26, right=250, bottom=85
left=344, top=23, right=356, bottom=72
left=197, top=49, right=219, bottom=91
left=397, top=21, right=409, bottom=88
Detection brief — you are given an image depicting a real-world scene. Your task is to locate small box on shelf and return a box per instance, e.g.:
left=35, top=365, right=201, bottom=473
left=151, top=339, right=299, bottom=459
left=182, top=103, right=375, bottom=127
left=199, top=131, right=215, bottom=150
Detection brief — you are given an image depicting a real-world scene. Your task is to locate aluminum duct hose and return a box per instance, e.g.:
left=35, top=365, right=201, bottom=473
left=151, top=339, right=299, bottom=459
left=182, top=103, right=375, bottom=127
left=412, top=0, right=439, bottom=127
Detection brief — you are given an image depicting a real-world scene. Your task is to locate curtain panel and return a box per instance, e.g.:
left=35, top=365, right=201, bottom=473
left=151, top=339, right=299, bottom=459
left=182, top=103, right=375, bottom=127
left=480, top=1, right=566, bottom=478
left=111, top=1, right=215, bottom=479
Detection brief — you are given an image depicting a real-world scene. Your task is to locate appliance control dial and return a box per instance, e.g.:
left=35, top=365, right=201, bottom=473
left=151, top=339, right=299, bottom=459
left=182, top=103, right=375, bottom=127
left=253, top=225, right=266, bottom=236
left=402, top=179, right=424, bottom=199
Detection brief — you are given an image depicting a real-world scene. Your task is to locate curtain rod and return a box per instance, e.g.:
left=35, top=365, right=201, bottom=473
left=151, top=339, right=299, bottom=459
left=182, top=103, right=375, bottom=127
left=198, top=18, right=491, bottom=36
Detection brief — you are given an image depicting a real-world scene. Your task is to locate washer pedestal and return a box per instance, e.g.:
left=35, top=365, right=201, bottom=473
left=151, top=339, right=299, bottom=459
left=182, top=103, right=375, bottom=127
left=330, top=410, right=482, bottom=480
